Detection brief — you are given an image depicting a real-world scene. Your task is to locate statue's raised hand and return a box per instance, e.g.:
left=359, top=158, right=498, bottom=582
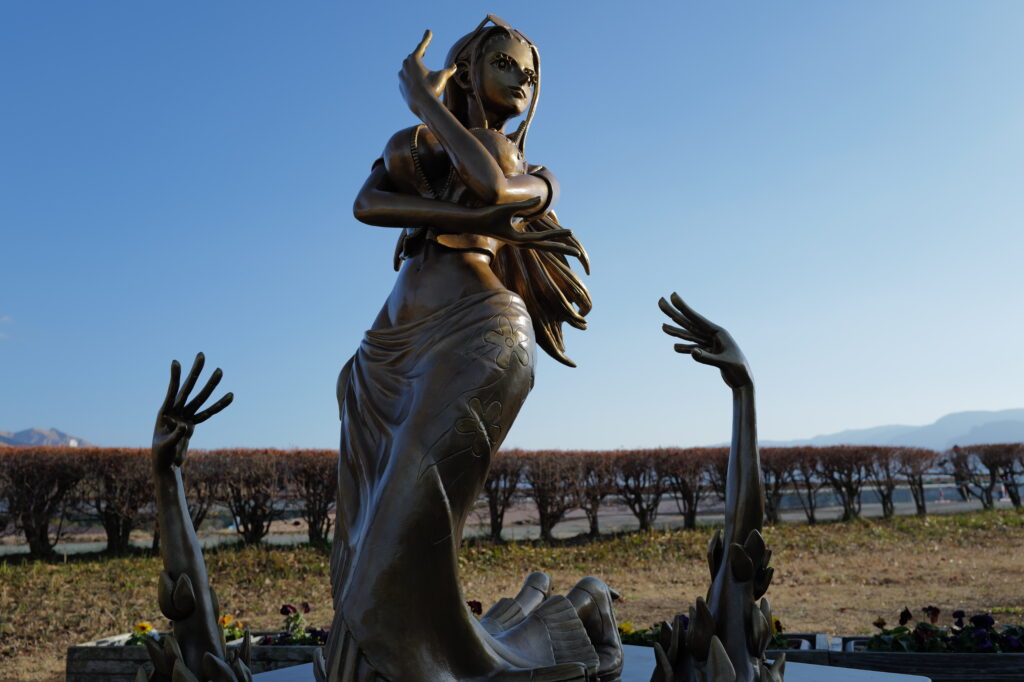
left=399, top=30, right=459, bottom=117
left=153, top=353, right=233, bottom=470
left=659, top=293, right=752, bottom=390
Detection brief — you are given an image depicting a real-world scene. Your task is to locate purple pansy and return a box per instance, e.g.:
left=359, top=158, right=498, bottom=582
left=970, top=614, right=995, bottom=630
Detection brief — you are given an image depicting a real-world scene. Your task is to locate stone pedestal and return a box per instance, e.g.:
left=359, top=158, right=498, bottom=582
left=252, top=645, right=933, bottom=682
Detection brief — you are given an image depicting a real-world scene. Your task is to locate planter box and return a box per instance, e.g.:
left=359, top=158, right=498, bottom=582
left=765, top=632, right=832, bottom=666
left=66, top=633, right=319, bottom=682
left=766, top=635, right=1024, bottom=680
left=827, top=652, right=1024, bottom=682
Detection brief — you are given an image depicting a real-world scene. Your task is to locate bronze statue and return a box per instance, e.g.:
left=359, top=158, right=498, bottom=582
left=142, top=353, right=253, bottom=682
left=651, top=295, right=784, bottom=682
left=322, top=14, right=620, bottom=682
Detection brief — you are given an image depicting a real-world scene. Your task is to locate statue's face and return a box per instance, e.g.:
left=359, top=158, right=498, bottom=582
left=477, top=36, right=536, bottom=120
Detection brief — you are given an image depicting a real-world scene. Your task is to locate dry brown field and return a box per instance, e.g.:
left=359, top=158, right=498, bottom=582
left=2, top=509, right=1022, bottom=681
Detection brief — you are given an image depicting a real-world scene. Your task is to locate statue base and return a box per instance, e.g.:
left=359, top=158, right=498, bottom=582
left=251, top=646, right=932, bottom=682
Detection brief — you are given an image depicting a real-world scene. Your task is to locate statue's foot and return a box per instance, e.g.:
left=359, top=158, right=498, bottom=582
left=530, top=662, right=588, bottom=681
left=514, top=571, right=552, bottom=615
left=482, top=572, right=553, bottom=635
left=488, top=662, right=588, bottom=682
left=566, top=577, right=623, bottom=682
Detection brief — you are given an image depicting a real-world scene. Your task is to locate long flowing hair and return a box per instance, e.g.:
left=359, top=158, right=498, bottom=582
left=440, top=15, right=592, bottom=367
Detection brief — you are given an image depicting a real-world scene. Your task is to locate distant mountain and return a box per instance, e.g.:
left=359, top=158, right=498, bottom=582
left=762, top=409, right=1024, bottom=451
left=0, top=428, right=92, bottom=447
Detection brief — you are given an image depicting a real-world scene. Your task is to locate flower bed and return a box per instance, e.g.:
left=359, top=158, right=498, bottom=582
left=67, top=604, right=329, bottom=682
left=620, top=609, right=1024, bottom=681
left=814, top=608, right=1024, bottom=681
left=66, top=635, right=319, bottom=682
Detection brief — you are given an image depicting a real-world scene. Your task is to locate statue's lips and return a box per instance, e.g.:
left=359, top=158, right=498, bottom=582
left=509, top=86, right=527, bottom=98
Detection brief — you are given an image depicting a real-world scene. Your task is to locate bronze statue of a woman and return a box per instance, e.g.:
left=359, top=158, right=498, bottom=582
left=323, top=15, right=622, bottom=682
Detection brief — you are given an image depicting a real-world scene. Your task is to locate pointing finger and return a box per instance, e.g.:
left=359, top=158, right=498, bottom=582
left=414, top=29, right=432, bottom=60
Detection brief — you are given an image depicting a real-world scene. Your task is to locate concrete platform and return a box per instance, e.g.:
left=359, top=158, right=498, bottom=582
left=253, top=645, right=932, bottom=681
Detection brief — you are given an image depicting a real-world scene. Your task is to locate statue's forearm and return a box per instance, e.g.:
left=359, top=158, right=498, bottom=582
left=153, top=465, right=206, bottom=577
left=413, top=96, right=508, bottom=204
left=723, top=384, right=764, bottom=548
left=354, top=184, right=483, bottom=230
left=152, top=459, right=223, bottom=671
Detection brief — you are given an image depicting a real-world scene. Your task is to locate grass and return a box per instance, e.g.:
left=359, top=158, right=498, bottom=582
left=3, top=509, right=1023, bottom=681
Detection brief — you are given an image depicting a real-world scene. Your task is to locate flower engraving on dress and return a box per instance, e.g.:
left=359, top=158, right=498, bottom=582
left=484, top=316, right=529, bottom=369
left=455, top=397, right=503, bottom=457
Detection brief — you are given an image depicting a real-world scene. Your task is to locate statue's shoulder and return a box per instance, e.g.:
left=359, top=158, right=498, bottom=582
left=381, top=125, right=447, bottom=196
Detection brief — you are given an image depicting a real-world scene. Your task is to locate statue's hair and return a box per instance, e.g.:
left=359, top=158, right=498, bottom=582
left=443, top=15, right=539, bottom=156
left=403, top=15, right=591, bottom=366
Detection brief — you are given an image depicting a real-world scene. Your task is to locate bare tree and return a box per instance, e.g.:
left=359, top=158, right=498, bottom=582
left=702, top=447, right=730, bottom=504
left=760, top=448, right=798, bottom=525
left=287, top=449, right=337, bottom=545
left=661, top=448, right=706, bottom=530
left=817, top=446, right=872, bottom=521
left=788, top=447, right=823, bottom=524
left=210, top=449, right=288, bottom=545
left=897, top=448, right=941, bottom=516
left=0, top=447, right=86, bottom=557
left=483, top=449, right=524, bottom=542
left=521, top=450, right=575, bottom=542
left=614, top=449, right=669, bottom=532
left=950, top=444, right=1023, bottom=509
left=865, top=447, right=900, bottom=519
left=80, top=448, right=152, bottom=553
left=570, top=450, right=616, bottom=538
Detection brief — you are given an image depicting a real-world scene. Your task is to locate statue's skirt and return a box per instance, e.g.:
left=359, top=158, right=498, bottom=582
left=326, top=289, right=598, bottom=681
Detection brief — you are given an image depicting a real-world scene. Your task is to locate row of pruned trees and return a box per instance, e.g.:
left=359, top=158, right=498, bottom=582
left=0, top=448, right=337, bottom=557
left=484, top=443, right=1024, bottom=541
left=2, top=443, right=1022, bottom=556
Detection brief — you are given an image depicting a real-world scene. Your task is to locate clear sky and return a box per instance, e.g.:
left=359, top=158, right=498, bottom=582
left=2, top=2, right=1021, bottom=450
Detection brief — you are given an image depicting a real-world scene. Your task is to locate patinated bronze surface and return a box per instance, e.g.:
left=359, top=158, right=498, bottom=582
left=323, top=15, right=618, bottom=682
left=651, top=295, right=784, bottom=682
left=142, top=353, right=253, bottom=682
left=134, top=15, right=787, bottom=682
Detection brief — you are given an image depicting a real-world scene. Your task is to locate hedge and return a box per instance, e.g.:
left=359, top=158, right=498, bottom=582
left=1, top=443, right=1021, bottom=554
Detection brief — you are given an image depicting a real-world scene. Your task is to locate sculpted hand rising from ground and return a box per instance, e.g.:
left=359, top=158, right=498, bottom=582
left=660, top=292, right=753, bottom=390
left=153, top=352, right=233, bottom=469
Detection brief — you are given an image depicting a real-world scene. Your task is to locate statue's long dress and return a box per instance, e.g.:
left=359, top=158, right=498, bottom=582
left=324, top=127, right=603, bottom=682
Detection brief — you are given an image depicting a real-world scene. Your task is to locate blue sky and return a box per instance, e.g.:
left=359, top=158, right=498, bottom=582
left=2, top=2, right=1021, bottom=450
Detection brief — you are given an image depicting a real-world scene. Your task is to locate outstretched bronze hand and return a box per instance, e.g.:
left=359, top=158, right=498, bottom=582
left=653, top=294, right=781, bottom=682
left=153, top=352, right=233, bottom=469
left=659, top=293, right=752, bottom=390
left=145, top=354, right=250, bottom=682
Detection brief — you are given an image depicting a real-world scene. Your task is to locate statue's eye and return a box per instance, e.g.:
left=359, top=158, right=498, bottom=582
left=523, top=69, right=537, bottom=86
left=491, top=54, right=512, bottom=70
